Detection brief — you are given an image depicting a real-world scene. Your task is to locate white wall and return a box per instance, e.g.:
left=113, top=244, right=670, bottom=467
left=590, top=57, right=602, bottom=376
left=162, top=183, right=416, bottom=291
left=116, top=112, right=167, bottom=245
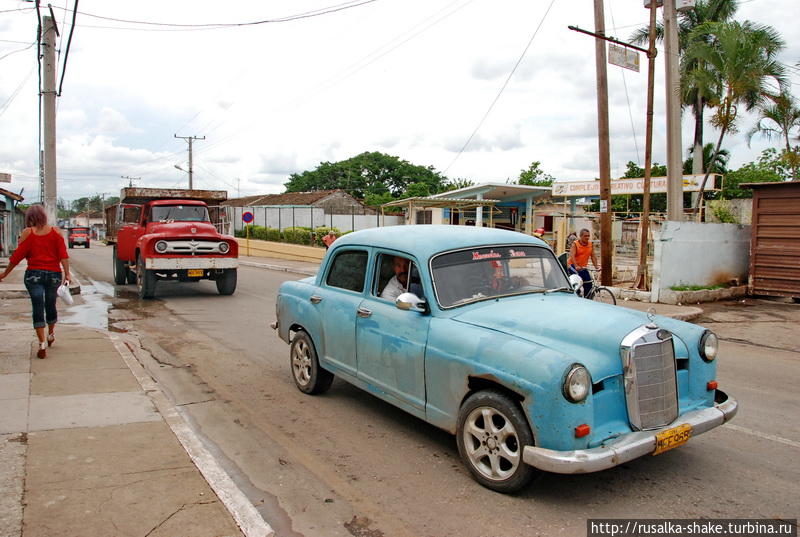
left=651, top=221, right=751, bottom=302
left=231, top=206, right=402, bottom=232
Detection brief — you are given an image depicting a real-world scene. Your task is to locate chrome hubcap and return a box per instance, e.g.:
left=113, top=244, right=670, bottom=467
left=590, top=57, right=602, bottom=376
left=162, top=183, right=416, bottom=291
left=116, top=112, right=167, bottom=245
left=292, top=340, right=312, bottom=385
left=463, top=406, right=521, bottom=481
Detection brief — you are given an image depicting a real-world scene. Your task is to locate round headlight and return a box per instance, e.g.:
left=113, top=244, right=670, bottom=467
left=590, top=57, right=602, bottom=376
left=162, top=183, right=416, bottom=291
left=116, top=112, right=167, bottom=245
left=218, top=241, right=230, bottom=253
left=155, top=240, right=168, bottom=253
left=563, top=364, right=591, bottom=403
left=700, top=331, right=718, bottom=362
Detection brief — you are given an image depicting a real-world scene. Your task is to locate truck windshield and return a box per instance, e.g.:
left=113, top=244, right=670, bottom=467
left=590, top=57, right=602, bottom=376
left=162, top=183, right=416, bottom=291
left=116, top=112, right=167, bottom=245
left=151, top=205, right=210, bottom=222
left=431, top=245, right=570, bottom=308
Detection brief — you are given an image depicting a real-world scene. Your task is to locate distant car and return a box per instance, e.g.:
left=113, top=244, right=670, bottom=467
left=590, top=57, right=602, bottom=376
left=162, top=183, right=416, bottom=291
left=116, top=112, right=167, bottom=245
left=272, top=226, right=738, bottom=493
left=68, top=227, right=90, bottom=249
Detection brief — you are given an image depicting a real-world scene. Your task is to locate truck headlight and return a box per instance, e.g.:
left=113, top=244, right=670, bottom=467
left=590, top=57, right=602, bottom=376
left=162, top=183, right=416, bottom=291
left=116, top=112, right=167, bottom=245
left=155, top=240, right=168, bottom=253
left=563, top=364, right=591, bottom=403
left=219, top=241, right=230, bottom=253
left=699, top=331, right=718, bottom=362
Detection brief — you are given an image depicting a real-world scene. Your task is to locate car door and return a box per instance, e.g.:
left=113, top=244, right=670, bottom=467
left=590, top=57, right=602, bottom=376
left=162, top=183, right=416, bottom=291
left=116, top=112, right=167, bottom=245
left=314, top=247, right=370, bottom=378
left=356, top=252, right=430, bottom=414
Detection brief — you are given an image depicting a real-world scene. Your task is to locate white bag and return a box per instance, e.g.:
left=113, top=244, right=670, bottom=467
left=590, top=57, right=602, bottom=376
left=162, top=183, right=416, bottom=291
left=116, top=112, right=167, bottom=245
left=57, top=281, right=74, bottom=305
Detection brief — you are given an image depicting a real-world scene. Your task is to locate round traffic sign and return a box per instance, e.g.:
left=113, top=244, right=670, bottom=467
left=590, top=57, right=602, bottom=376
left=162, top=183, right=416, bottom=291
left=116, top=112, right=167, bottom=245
left=242, top=211, right=254, bottom=223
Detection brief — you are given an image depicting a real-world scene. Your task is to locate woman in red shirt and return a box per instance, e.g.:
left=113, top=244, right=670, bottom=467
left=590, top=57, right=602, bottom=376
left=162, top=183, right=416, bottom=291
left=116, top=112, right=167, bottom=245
left=0, top=205, right=71, bottom=358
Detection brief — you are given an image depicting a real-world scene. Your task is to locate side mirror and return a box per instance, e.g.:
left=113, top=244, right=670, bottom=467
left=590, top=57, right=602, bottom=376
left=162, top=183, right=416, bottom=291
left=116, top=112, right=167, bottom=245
left=396, top=292, right=428, bottom=313
left=568, top=274, right=583, bottom=293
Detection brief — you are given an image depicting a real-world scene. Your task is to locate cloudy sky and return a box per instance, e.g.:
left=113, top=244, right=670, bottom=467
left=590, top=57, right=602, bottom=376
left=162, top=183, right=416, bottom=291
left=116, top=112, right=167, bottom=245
left=1, top=0, right=798, bottom=204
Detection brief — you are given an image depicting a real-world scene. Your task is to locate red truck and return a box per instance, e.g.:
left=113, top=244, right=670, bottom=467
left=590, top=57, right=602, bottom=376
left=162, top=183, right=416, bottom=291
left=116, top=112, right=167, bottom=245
left=105, top=188, right=238, bottom=299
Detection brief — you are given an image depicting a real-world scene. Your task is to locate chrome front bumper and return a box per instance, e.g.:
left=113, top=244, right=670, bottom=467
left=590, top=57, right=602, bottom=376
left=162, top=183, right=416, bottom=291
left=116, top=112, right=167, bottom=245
left=523, top=390, right=738, bottom=474
left=145, top=257, right=238, bottom=270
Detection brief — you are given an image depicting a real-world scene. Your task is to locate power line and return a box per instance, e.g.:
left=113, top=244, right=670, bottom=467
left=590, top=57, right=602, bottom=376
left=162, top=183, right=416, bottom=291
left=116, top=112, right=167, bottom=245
left=0, top=41, right=36, bottom=62
left=47, top=0, right=382, bottom=30
left=443, top=0, right=558, bottom=175
left=0, top=66, right=35, bottom=118
left=57, top=0, right=79, bottom=96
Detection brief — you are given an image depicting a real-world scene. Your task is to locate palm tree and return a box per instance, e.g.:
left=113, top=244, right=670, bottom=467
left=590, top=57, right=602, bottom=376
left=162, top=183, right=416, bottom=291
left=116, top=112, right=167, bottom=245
left=746, top=91, right=800, bottom=180
left=683, top=20, right=787, bottom=207
left=631, top=0, right=740, bottom=175
left=683, top=143, right=730, bottom=175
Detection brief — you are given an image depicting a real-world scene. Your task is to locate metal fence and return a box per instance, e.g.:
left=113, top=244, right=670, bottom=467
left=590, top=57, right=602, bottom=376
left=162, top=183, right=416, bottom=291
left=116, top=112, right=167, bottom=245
left=229, top=205, right=403, bottom=233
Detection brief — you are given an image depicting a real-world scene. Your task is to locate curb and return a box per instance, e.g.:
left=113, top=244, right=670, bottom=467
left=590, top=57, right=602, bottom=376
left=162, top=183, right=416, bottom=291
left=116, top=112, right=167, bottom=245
left=239, top=260, right=317, bottom=277
left=109, top=332, right=275, bottom=537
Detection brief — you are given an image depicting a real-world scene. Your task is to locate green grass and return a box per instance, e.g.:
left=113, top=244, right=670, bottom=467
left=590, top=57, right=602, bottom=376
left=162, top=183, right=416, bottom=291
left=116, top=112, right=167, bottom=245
left=669, top=284, right=726, bottom=292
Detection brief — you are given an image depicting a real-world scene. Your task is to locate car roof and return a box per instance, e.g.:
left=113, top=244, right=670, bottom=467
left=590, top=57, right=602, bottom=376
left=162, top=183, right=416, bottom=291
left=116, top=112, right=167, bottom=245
left=332, top=225, right=548, bottom=260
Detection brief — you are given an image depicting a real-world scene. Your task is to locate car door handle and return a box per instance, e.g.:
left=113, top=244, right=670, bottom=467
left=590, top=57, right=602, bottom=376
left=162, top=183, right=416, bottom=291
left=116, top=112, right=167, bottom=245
left=310, top=295, right=323, bottom=304
left=356, top=307, right=372, bottom=318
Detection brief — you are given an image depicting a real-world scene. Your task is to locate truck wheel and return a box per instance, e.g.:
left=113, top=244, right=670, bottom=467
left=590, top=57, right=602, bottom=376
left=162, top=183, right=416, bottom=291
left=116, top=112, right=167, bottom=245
left=68, top=242, right=73, bottom=249
left=86, top=242, right=90, bottom=249
left=290, top=331, right=333, bottom=395
left=456, top=390, right=536, bottom=494
left=112, top=246, right=127, bottom=285
left=216, top=268, right=237, bottom=295
left=136, top=254, right=156, bottom=299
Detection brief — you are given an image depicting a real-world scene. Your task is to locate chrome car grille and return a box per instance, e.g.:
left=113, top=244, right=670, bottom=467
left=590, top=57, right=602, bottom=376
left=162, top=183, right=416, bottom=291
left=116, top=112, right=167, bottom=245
left=621, top=326, right=679, bottom=430
left=160, top=240, right=225, bottom=254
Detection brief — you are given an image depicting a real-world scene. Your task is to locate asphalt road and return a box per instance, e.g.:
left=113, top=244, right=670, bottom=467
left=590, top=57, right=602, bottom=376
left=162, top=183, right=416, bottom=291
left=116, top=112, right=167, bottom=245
left=65, top=244, right=800, bottom=537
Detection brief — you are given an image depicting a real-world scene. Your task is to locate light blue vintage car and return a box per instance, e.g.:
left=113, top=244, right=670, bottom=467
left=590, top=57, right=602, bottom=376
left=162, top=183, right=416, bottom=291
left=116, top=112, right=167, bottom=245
left=272, top=225, right=737, bottom=493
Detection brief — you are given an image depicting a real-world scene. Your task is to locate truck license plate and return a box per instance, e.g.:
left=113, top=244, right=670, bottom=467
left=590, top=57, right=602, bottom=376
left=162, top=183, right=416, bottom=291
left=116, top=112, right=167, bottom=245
left=187, top=269, right=204, bottom=277
left=653, top=424, right=692, bottom=455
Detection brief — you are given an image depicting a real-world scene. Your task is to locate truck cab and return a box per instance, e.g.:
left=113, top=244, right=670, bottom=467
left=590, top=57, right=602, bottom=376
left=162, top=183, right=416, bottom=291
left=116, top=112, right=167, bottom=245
left=108, top=188, right=238, bottom=298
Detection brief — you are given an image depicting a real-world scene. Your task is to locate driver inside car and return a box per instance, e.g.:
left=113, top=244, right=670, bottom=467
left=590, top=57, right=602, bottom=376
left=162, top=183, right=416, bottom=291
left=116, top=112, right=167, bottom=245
left=380, top=256, right=410, bottom=301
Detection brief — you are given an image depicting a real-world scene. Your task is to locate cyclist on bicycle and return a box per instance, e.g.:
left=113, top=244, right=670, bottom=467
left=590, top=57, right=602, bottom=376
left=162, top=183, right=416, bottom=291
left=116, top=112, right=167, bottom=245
left=568, top=228, right=599, bottom=298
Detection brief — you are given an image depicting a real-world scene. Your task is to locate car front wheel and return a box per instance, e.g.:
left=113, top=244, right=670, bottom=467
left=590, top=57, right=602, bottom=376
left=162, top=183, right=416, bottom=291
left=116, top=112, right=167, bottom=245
left=290, top=331, right=333, bottom=395
left=456, top=390, right=536, bottom=493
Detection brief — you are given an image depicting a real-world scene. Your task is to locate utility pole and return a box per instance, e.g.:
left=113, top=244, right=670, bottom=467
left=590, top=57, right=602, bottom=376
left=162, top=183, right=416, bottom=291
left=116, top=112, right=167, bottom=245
left=121, top=175, right=140, bottom=188
left=593, top=0, right=613, bottom=287
left=174, top=134, right=205, bottom=190
left=635, top=0, right=660, bottom=290
left=42, top=15, right=58, bottom=225
left=663, top=0, right=684, bottom=221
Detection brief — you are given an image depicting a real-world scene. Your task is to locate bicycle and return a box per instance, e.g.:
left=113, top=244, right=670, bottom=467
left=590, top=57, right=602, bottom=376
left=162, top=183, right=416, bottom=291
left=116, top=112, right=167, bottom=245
left=572, top=267, right=617, bottom=305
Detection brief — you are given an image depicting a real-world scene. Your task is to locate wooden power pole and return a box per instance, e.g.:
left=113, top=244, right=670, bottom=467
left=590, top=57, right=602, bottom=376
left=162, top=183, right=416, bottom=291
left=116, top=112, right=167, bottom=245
left=42, top=15, right=58, bottom=225
left=593, top=0, right=613, bottom=287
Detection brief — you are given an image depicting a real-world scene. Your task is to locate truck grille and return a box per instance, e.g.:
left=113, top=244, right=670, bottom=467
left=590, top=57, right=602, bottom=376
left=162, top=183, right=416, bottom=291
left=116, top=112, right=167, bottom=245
left=621, top=327, right=678, bottom=430
left=161, top=240, right=224, bottom=254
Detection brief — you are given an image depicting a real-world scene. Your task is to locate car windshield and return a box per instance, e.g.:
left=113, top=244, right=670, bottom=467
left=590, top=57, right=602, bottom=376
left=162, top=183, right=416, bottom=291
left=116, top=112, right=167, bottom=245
left=151, top=205, right=210, bottom=222
left=71, top=228, right=88, bottom=233
left=431, top=245, right=570, bottom=308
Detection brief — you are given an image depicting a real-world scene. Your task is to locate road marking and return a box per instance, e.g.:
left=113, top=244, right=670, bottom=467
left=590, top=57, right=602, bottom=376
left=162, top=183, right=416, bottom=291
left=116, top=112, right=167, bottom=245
left=110, top=333, right=275, bottom=537
left=725, top=423, right=800, bottom=449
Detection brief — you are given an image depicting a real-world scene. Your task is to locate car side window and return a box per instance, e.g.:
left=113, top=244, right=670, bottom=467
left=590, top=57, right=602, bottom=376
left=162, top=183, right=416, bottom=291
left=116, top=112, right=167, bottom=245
left=374, top=254, right=423, bottom=301
left=326, top=250, right=368, bottom=293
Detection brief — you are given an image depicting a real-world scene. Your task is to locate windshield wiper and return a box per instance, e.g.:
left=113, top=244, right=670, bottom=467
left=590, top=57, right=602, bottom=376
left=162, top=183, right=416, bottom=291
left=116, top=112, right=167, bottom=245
left=545, top=286, right=574, bottom=294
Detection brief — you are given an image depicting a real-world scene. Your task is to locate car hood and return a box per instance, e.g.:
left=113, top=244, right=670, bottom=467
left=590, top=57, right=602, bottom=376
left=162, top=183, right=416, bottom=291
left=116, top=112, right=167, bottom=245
left=450, top=293, right=654, bottom=381
left=146, top=221, right=219, bottom=238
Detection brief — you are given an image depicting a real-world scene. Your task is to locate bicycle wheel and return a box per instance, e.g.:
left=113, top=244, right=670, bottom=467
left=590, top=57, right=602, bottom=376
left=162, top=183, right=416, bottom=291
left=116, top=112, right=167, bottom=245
left=591, top=286, right=616, bottom=305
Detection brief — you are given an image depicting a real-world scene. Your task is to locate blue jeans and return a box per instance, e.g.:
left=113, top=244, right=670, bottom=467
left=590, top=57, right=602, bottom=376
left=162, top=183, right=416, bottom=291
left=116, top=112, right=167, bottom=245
left=23, top=269, right=63, bottom=328
left=569, top=265, right=593, bottom=298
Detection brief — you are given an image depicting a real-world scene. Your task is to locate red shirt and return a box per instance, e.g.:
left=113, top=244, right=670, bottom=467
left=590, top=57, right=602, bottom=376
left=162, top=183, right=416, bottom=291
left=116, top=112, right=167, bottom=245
left=10, top=228, right=69, bottom=272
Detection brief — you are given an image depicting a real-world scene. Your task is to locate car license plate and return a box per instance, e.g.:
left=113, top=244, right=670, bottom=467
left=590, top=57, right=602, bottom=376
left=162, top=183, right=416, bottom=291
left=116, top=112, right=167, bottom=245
left=653, top=423, right=692, bottom=455
left=187, top=269, right=204, bottom=277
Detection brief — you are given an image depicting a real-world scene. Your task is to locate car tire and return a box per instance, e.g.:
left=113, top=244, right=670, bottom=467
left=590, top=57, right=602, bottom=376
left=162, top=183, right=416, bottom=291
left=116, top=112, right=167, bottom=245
left=136, top=254, right=156, bottom=299
left=456, top=390, right=536, bottom=493
left=290, top=331, right=333, bottom=395
left=216, top=268, right=237, bottom=295
left=112, top=246, right=127, bottom=285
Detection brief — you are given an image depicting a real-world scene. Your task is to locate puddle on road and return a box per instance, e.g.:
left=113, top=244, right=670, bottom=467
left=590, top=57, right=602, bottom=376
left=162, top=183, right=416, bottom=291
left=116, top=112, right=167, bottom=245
left=61, top=277, right=154, bottom=332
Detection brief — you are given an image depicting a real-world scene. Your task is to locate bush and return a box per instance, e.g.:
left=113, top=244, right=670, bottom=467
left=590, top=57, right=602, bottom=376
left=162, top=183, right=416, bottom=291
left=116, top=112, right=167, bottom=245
left=283, top=227, right=313, bottom=245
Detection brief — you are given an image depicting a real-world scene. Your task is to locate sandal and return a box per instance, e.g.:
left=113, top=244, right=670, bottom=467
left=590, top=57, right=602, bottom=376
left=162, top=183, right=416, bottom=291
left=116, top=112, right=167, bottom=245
left=37, top=342, right=47, bottom=359
left=47, top=334, right=55, bottom=347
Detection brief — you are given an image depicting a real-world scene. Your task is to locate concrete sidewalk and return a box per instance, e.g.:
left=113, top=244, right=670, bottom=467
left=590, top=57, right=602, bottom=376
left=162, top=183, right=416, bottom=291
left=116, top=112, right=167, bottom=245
left=0, top=296, right=271, bottom=537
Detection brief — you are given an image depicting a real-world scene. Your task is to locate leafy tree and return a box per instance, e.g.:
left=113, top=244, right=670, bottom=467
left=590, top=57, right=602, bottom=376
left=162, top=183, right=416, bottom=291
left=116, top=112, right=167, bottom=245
left=284, top=152, right=448, bottom=200
left=631, top=0, right=740, bottom=174
left=442, top=178, right=475, bottom=192
left=683, top=20, right=787, bottom=207
left=746, top=91, right=800, bottom=180
left=717, top=150, right=784, bottom=199
left=71, top=197, right=90, bottom=213
left=513, top=161, right=555, bottom=186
